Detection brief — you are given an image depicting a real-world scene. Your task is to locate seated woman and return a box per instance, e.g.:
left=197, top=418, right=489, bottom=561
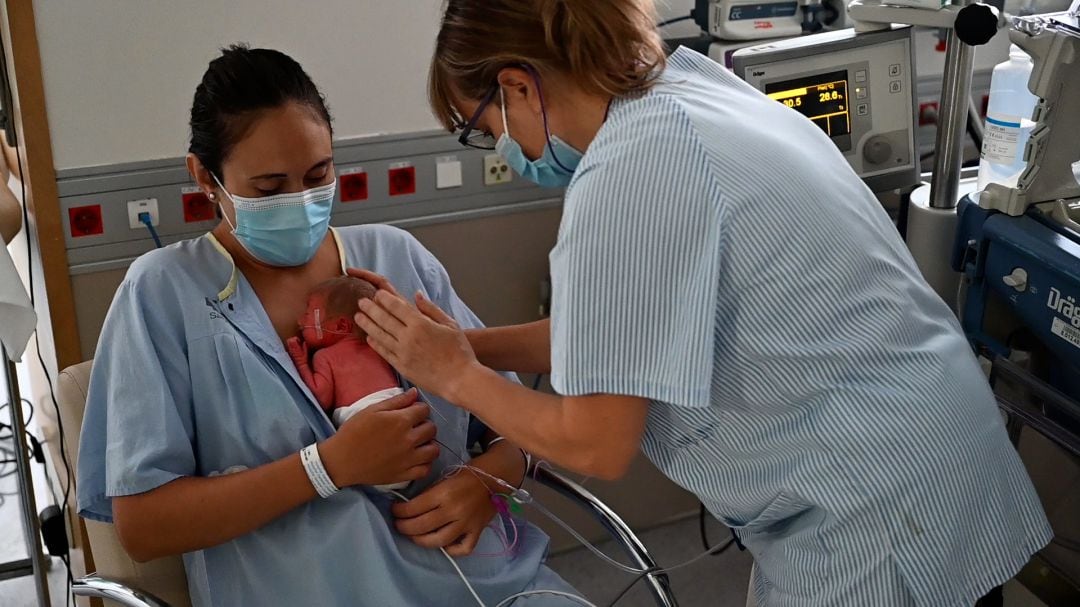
left=76, top=45, right=580, bottom=606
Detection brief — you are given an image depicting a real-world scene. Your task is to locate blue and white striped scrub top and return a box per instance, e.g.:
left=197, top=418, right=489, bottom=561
left=77, top=225, right=579, bottom=606
left=550, top=47, right=1051, bottom=607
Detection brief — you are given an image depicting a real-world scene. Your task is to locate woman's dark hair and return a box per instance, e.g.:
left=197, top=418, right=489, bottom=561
left=189, top=44, right=333, bottom=179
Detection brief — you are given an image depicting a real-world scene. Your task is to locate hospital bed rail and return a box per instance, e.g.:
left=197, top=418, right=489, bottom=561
left=72, top=575, right=171, bottom=607
left=531, top=465, right=679, bottom=607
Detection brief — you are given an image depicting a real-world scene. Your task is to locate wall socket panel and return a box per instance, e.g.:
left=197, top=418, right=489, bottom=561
left=483, top=154, right=512, bottom=185
left=57, top=131, right=561, bottom=270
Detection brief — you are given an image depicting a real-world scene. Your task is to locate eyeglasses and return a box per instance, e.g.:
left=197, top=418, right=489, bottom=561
left=456, top=86, right=500, bottom=150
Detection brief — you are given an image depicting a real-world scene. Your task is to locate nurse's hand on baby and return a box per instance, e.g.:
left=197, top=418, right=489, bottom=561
left=356, top=287, right=479, bottom=404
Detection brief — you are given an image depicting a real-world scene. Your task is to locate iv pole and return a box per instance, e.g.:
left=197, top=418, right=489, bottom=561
left=1, top=345, right=51, bottom=606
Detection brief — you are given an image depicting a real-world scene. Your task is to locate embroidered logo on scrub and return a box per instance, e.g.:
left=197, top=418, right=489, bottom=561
left=205, top=297, right=227, bottom=321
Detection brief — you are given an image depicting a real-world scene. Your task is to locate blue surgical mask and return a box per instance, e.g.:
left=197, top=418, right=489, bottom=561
left=212, top=174, right=336, bottom=267
left=495, top=88, right=583, bottom=188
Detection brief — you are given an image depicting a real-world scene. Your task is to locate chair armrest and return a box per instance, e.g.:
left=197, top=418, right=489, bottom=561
left=72, top=574, right=172, bottom=607
left=531, top=466, right=678, bottom=607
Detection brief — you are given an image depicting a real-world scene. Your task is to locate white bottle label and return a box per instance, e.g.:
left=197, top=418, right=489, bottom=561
left=981, top=113, right=1023, bottom=165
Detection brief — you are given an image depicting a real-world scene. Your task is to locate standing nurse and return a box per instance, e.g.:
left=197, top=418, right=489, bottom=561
left=358, top=1, right=1053, bottom=605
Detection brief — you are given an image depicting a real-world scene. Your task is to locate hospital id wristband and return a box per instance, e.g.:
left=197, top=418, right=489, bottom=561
left=300, top=443, right=339, bottom=499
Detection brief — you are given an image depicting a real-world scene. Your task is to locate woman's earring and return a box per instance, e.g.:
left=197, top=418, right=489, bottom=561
left=207, top=191, right=217, bottom=202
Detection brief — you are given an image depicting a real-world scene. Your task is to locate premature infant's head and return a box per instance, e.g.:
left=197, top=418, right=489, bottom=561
left=298, top=276, right=377, bottom=348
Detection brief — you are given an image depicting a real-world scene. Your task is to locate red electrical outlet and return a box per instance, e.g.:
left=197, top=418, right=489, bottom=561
left=69, top=204, right=104, bottom=237
left=182, top=191, right=216, bottom=223
left=339, top=171, right=369, bottom=202
left=918, top=102, right=939, bottom=126
left=388, top=165, right=416, bottom=197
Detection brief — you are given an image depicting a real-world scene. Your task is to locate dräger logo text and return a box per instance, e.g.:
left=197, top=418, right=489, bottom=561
left=1047, top=287, right=1080, bottom=328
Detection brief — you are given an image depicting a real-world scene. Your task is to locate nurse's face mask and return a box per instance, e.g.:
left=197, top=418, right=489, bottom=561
left=495, top=87, right=583, bottom=188
left=212, top=173, right=336, bottom=267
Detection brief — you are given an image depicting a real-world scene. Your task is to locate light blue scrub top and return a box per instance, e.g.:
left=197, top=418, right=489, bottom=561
left=550, top=48, right=1052, bottom=607
left=77, top=225, right=565, bottom=606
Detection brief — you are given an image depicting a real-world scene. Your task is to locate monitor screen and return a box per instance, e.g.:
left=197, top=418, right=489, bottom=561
left=764, top=70, right=851, bottom=139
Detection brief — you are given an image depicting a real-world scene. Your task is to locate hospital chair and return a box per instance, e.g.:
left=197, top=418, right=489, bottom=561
left=57, top=360, right=678, bottom=607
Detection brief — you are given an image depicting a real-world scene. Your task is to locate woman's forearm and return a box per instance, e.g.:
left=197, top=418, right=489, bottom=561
left=466, top=319, right=551, bottom=374
left=113, top=451, right=317, bottom=561
left=469, top=433, right=527, bottom=490
left=449, top=365, right=646, bottom=480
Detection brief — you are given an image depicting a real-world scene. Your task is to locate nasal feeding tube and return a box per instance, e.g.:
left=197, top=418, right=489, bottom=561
left=299, top=307, right=355, bottom=339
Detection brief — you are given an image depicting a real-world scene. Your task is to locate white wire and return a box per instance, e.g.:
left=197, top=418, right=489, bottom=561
left=434, top=460, right=731, bottom=578
left=529, top=491, right=731, bottom=574
left=526, top=498, right=646, bottom=575
left=440, top=546, right=487, bottom=607
left=415, top=387, right=454, bottom=428
left=389, top=407, right=720, bottom=605
left=389, top=490, right=595, bottom=607
left=390, top=489, right=488, bottom=606
left=494, top=590, right=598, bottom=607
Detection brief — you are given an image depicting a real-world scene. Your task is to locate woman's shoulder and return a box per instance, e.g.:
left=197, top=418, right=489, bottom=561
left=121, top=235, right=232, bottom=298
left=334, top=223, right=417, bottom=248
left=335, top=224, right=437, bottom=267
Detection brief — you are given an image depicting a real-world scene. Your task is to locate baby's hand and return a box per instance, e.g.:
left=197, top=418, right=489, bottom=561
left=286, top=336, right=308, bottom=363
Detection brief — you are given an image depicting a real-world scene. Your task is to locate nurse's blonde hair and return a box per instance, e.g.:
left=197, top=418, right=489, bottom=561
left=428, top=0, right=666, bottom=130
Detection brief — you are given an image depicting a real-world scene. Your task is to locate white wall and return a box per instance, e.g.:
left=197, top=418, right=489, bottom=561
left=655, top=0, right=701, bottom=36
left=34, top=0, right=707, bottom=171
left=33, top=0, right=446, bottom=170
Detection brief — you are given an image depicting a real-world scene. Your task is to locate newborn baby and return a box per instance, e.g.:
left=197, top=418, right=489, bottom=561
left=287, top=276, right=407, bottom=490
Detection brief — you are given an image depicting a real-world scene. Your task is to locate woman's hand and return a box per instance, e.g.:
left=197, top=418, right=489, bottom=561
left=355, top=290, right=479, bottom=402
left=320, top=389, right=440, bottom=488
left=392, top=470, right=495, bottom=557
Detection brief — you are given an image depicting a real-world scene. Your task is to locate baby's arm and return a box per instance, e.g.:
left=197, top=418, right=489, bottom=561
left=286, top=337, right=336, bottom=410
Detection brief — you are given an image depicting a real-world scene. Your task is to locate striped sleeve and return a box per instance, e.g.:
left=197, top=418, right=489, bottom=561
left=549, top=99, right=727, bottom=409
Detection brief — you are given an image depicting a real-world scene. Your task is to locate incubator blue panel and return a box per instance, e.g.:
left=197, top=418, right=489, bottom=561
left=954, top=194, right=1080, bottom=398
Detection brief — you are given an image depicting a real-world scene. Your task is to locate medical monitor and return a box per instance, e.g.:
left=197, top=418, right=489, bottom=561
left=732, top=26, right=919, bottom=193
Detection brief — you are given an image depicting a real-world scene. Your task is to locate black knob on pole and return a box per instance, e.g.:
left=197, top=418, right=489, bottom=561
left=955, top=3, right=1001, bottom=46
